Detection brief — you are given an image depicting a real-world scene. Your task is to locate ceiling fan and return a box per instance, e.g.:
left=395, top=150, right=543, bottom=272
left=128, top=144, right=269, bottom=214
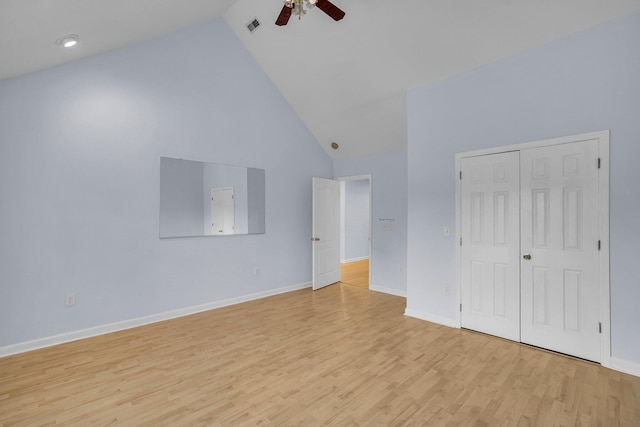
left=275, top=0, right=345, bottom=26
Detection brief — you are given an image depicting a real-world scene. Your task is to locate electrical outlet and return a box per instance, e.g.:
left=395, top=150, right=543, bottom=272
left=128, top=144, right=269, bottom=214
left=443, top=284, right=450, bottom=294
left=443, top=226, right=451, bottom=237
left=65, top=293, right=76, bottom=306
left=254, top=267, right=261, bottom=276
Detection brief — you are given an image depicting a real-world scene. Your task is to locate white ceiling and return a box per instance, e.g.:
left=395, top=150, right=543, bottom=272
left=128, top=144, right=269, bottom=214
left=2, top=0, right=640, bottom=160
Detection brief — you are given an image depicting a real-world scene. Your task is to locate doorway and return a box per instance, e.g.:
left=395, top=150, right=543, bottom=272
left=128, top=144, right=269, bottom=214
left=339, top=177, right=371, bottom=289
left=312, top=175, right=372, bottom=291
left=456, top=131, right=610, bottom=364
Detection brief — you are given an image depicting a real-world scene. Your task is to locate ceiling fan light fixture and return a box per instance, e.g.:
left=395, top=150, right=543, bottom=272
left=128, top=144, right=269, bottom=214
left=55, top=34, right=79, bottom=48
left=282, top=0, right=318, bottom=20
left=276, top=0, right=344, bottom=25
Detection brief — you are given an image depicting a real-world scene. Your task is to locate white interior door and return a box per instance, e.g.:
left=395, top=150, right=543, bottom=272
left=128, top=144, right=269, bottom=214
left=520, top=140, right=601, bottom=362
left=210, top=187, right=235, bottom=235
left=460, top=152, right=521, bottom=341
left=312, top=177, right=340, bottom=290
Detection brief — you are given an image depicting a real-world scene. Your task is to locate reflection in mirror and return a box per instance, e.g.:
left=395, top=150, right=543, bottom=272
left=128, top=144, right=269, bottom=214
left=160, top=157, right=265, bottom=238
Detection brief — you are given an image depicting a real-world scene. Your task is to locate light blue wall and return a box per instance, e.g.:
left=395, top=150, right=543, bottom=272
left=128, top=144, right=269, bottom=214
left=407, top=11, right=640, bottom=364
left=343, top=180, right=370, bottom=261
left=0, top=18, right=332, bottom=347
left=334, top=148, right=407, bottom=295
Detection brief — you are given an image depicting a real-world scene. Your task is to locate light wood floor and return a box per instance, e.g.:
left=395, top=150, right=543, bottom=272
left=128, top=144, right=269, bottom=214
left=1, top=284, right=639, bottom=426
left=340, top=259, right=369, bottom=289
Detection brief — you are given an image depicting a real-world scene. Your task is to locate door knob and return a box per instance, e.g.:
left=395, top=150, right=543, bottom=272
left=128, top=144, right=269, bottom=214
left=523, top=253, right=531, bottom=260
left=311, top=237, right=320, bottom=241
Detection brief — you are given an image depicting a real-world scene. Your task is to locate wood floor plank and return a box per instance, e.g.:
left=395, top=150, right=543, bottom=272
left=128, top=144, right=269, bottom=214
left=1, top=284, right=639, bottom=426
left=340, top=259, right=369, bottom=288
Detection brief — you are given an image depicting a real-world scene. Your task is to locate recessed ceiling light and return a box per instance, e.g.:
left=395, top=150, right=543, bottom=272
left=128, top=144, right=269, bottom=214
left=55, top=34, right=79, bottom=48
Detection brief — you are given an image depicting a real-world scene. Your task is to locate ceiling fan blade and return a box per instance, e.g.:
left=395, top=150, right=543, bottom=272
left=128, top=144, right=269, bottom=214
left=315, top=0, right=345, bottom=21
left=275, top=5, right=293, bottom=26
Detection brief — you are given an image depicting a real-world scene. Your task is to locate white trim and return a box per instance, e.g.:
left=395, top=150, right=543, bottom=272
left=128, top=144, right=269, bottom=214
left=370, top=284, right=406, bottom=298
left=454, top=154, right=462, bottom=329
left=404, top=309, right=458, bottom=328
left=341, top=256, right=369, bottom=263
left=597, top=133, right=611, bottom=368
left=455, top=130, right=611, bottom=366
left=336, top=174, right=372, bottom=182
left=0, top=282, right=312, bottom=358
left=610, top=357, right=640, bottom=378
left=455, top=130, right=609, bottom=158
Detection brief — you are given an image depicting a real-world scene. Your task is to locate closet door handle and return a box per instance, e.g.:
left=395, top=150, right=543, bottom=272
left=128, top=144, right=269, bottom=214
left=523, top=253, right=531, bottom=260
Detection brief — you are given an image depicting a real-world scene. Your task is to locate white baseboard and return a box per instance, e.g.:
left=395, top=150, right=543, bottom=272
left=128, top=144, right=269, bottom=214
left=404, top=308, right=459, bottom=328
left=610, top=357, right=640, bottom=378
left=369, top=284, right=406, bottom=298
left=341, top=256, right=369, bottom=263
left=0, top=282, right=312, bottom=358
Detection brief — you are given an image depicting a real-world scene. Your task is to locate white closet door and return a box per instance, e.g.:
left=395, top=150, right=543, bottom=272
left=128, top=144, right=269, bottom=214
left=520, top=140, right=601, bottom=362
left=460, top=152, right=521, bottom=341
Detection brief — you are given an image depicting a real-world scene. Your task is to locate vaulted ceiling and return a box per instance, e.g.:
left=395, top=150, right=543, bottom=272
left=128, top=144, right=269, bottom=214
left=2, top=0, right=639, bottom=159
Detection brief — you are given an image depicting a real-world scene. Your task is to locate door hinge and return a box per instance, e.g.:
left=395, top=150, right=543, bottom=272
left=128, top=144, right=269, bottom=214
left=597, top=158, right=601, bottom=169
left=460, top=303, right=462, bottom=312
left=459, top=171, right=462, bottom=180
left=598, top=240, right=601, bottom=250
left=460, top=238, right=462, bottom=246
left=599, top=322, right=602, bottom=334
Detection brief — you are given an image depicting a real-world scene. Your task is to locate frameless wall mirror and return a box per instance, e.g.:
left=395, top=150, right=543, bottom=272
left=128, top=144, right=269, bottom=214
left=160, top=157, right=265, bottom=238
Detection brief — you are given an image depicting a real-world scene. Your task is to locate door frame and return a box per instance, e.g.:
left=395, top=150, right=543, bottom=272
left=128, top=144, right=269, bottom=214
left=336, top=174, right=373, bottom=289
left=454, top=130, right=610, bottom=367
